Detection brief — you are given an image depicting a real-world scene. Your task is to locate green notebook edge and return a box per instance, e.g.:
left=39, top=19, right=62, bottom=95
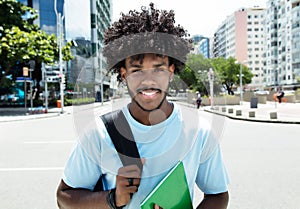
left=140, top=161, right=193, bottom=209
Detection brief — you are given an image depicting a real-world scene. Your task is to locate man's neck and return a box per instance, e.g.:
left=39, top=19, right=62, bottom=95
left=128, top=100, right=174, bottom=126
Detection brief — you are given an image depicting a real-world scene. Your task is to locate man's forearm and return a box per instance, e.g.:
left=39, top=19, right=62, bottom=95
left=56, top=181, right=110, bottom=209
left=196, top=192, right=229, bottom=209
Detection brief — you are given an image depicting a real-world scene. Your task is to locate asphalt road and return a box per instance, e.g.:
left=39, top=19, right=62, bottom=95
left=0, top=102, right=299, bottom=209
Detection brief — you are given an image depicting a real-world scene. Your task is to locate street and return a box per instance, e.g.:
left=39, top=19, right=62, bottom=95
left=0, top=102, right=299, bottom=209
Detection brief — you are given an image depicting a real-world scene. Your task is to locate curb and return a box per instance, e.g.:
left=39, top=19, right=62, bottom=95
left=204, top=109, right=300, bottom=125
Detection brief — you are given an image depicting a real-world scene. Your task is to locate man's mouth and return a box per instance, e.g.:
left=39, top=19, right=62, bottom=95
left=137, top=88, right=162, bottom=98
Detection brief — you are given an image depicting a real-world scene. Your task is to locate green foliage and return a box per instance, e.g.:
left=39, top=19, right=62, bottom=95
left=177, top=54, right=254, bottom=96
left=0, top=0, right=38, bottom=32
left=0, top=0, right=73, bottom=88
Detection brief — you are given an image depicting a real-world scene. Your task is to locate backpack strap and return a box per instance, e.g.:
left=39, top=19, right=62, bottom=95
left=101, top=109, right=142, bottom=170
left=94, top=109, right=142, bottom=192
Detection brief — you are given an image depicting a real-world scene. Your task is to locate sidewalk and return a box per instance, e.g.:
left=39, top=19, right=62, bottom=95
left=0, top=100, right=115, bottom=123
left=1, top=100, right=300, bottom=124
left=203, top=101, right=300, bottom=124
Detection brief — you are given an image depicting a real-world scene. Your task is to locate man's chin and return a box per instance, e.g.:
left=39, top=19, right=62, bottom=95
left=132, top=98, right=165, bottom=112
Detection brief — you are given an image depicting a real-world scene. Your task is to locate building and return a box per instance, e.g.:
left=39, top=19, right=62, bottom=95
left=90, top=0, right=113, bottom=100
left=212, top=7, right=266, bottom=89
left=193, top=35, right=210, bottom=58
left=18, top=0, right=65, bottom=37
left=68, top=38, right=93, bottom=85
left=292, top=0, right=300, bottom=86
left=264, top=0, right=300, bottom=88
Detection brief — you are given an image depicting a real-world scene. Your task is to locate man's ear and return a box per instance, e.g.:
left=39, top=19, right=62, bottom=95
left=169, top=64, right=175, bottom=81
left=120, top=67, right=127, bottom=82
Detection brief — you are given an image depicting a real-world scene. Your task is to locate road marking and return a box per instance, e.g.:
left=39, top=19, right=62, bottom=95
left=24, top=140, right=74, bottom=144
left=0, top=167, right=64, bottom=171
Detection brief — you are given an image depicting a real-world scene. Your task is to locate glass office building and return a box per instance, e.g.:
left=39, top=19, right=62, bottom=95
left=18, top=0, right=65, bottom=37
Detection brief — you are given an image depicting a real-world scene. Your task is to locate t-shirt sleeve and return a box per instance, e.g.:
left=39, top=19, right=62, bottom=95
left=196, top=145, right=230, bottom=194
left=62, top=125, right=103, bottom=191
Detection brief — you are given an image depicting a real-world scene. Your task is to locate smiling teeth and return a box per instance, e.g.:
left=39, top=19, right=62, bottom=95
left=142, top=91, right=156, bottom=96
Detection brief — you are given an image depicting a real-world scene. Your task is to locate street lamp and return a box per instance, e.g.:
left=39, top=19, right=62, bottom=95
left=235, top=60, right=247, bottom=105
left=208, top=68, right=214, bottom=109
left=54, top=0, right=65, bottom=114
left=28, top=60, right=35, bottom=112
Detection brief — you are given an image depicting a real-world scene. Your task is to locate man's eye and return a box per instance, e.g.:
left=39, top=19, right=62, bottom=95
left=131, top=69, right=142, bottom=73
left=154, top=68, right=165, bottom=73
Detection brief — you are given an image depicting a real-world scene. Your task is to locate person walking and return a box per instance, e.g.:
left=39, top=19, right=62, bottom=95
left=196, top=91, right=202, bottom=109
left=276, top=88, right=285, bottom=103
left=56, top=3, right=229, bottom=209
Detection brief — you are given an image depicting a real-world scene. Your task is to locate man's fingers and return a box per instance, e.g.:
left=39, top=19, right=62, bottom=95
left=154, top=204, right=163, bottom=209
left=141, top=158, right=146, bottom=165
left=118, top=164, right=142, bottom=178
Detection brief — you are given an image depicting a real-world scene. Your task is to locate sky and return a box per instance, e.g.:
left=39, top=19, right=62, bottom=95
left=66, top=0, right=268, bottom=40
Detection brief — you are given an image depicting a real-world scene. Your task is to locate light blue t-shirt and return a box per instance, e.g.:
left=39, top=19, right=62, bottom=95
left=63, top=103, right=229, bottom=208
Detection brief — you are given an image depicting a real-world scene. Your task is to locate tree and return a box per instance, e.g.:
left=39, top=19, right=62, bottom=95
left=0, top=0, right=73, bottom=99
left=184, top=54, right=211, bottom=94
left=210, top=57, right=253, bottom=95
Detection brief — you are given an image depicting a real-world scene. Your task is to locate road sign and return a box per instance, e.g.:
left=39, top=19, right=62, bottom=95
left=16, top=77, right=32, bottom=82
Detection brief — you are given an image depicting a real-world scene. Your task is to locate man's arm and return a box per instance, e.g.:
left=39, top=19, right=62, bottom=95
left=56, top=179, right=110, bottom=209
left=196, top=191, right=229, bottom=209
left=57, top=164, right=142, bottom=209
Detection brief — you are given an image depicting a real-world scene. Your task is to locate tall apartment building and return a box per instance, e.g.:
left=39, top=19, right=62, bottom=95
left=212, top=7, right=266, bottom=89
left=292, top=0, right=300, bottom=85
left=265, top=0, right=300, bottom=87
left=90, top=0, right=112, bottom=97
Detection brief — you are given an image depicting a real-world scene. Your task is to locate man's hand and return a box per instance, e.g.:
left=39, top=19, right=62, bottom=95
left=115, top=160, right=144, bottom=207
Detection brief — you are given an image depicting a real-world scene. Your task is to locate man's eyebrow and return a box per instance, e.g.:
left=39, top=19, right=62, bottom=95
left=128, top=64, right=142, bottom=68
left=153, top=62, right=168, bottom=68
left=128, top=62, right=168, bottom=69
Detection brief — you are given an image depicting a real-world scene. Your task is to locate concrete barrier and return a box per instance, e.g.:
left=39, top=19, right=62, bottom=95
left=270, top=112, right=277, bottom=119
left=249, top=111, right=255, bottom=118
left=228, top=108, right=233, bottom=114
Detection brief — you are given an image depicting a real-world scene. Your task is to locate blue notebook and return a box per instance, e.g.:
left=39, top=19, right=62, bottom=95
left=140, top=161, right=193, bottom=209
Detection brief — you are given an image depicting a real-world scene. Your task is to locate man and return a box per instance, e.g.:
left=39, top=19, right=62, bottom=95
left=196, top=91, right=202, bottom=109
left=276, top=88, right=285, bottom=103
left=56, top=3, right=229, bottom=209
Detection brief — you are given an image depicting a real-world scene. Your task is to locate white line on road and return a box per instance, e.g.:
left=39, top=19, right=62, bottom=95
left=23, top=140, right=74, bottom=144
left=0, top=167, right=64, bottom=171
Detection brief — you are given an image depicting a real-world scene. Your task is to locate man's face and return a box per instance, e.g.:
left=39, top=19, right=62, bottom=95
left=121, top=54, right=174, bottom=112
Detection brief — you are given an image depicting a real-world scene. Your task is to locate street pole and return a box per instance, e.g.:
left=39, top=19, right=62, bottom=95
left=54, top=0, right=65, bottom=114
left=42, top=63, right=48, bottom=113
left=208, top=68, right=214, bottom=109
left=100, top=51, right=103, bottom=106
left=23, top=67, right=28, bottom=114
left=240, top=63, right=243, bottom=105
left=24, top=79, right=27, bottom=113
left=29, top=69, right=33, bottom=111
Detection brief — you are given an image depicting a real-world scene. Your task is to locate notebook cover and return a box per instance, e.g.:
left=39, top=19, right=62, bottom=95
left=140, top=161, right=193, bottom=209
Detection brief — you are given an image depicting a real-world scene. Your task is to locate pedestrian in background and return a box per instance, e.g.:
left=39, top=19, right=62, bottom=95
left=56, top=3, right=229, bottom=209
left=196, top=91, right=202, bottom=109
left=276, top=88, right=285, bottom=103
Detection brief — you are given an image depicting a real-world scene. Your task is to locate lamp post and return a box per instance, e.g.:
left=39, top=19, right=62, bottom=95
left=54, top=0, right=65, bottom=114
left=235, top=60, right=247, bottom=105
left=28, top=60, right=35, bottom=112
left=23, top=67, right=28, bottom=113
left=239, top=63, right=243, bottom=105
left=208, top=68, right=214, bottom=109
